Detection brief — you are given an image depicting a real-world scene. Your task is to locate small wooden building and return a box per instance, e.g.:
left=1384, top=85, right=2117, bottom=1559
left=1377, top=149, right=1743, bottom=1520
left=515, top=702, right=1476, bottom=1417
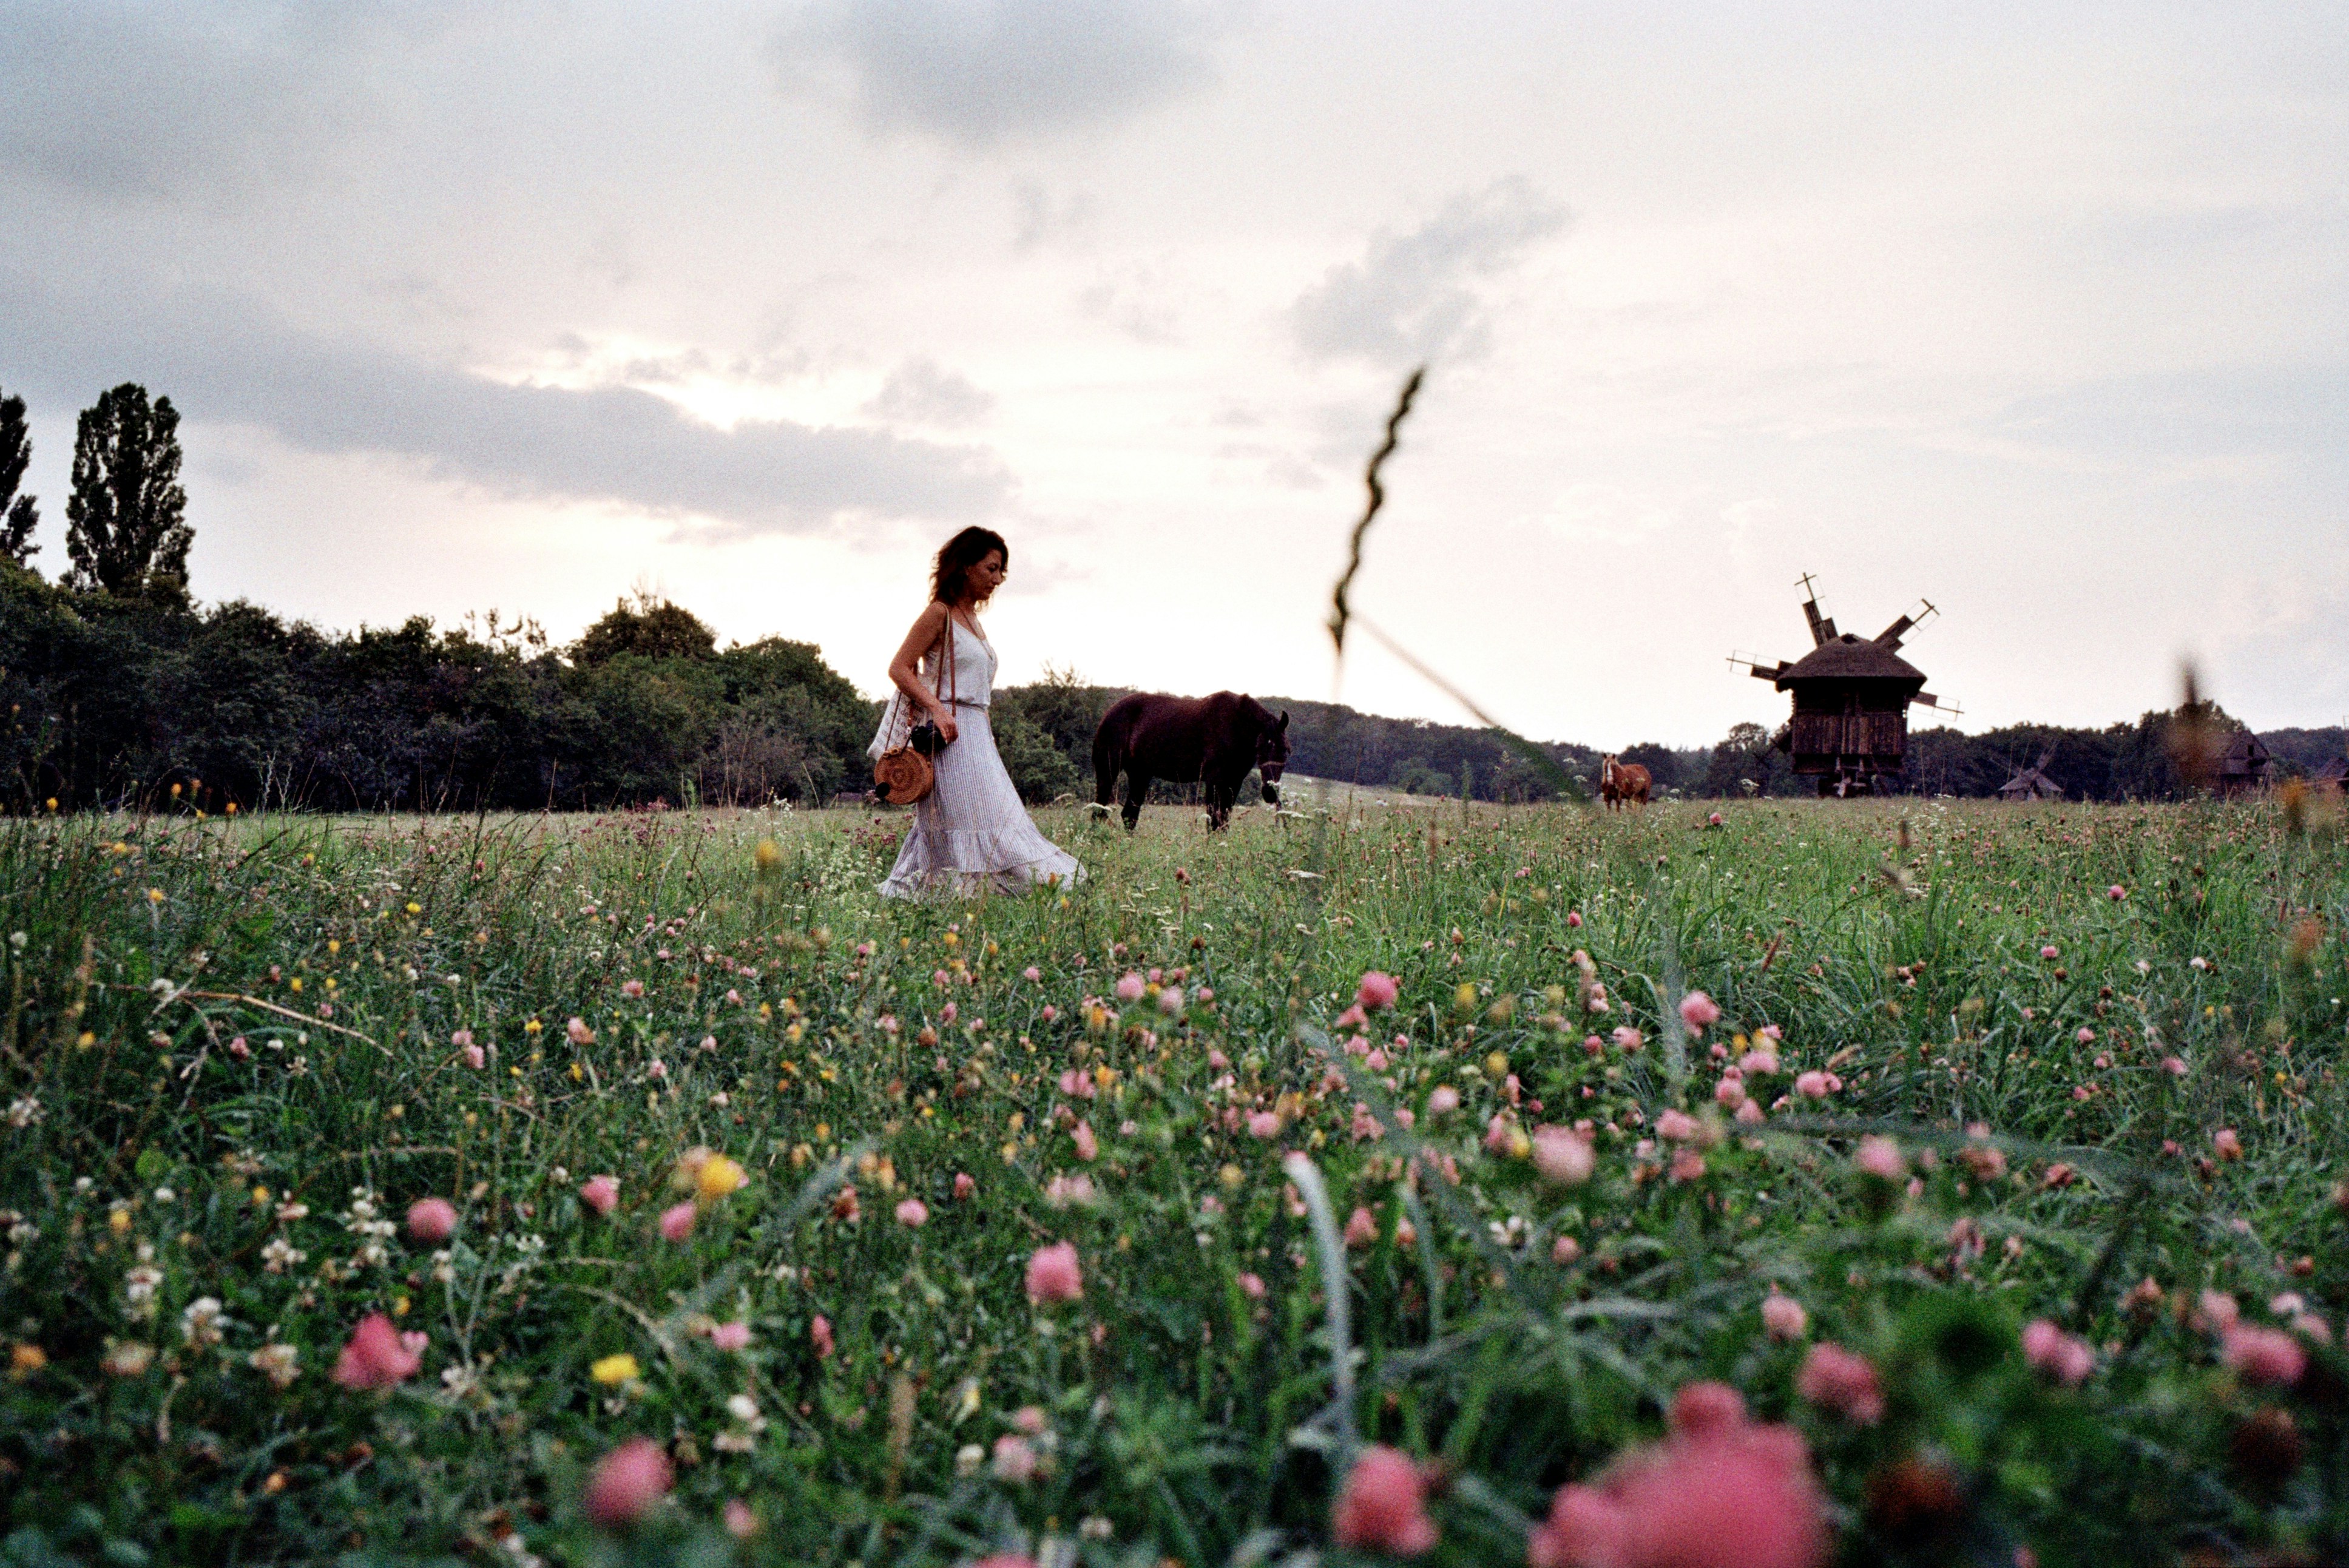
left=1736, top=577, right=1955, bottom=797
left=2214, top=730, right=2273, bottom=798
left=2317, top=756, right=2348, bottom=796
left=1999, top=751, right=2062, bottom=801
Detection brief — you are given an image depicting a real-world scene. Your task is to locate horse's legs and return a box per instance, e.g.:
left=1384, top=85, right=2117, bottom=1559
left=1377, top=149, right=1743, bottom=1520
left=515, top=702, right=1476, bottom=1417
left=1206, top=779, right=1232, bottom=830
left=1121, top=772, right=1149, bottom=831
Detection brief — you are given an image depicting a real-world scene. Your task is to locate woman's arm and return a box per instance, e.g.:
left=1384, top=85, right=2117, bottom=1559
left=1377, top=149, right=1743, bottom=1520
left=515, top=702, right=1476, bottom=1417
left=887, top=601, right=958, bottom=743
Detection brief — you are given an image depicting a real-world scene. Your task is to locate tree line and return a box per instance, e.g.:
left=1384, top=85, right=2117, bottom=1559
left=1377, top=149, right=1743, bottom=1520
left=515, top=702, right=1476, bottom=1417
left=1678, top=717, right=2346, bottom=803
left=6, top=379, right=2337, bottom=814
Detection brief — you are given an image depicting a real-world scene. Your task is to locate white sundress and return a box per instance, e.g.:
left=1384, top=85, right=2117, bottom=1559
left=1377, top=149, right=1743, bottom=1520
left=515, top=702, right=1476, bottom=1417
left=868, top=619, right=1084, bottom=899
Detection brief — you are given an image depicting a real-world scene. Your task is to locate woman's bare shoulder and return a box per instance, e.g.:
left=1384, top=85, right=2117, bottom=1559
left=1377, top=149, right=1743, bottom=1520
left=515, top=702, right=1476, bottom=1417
left=905, top=600, right=950, bottom=637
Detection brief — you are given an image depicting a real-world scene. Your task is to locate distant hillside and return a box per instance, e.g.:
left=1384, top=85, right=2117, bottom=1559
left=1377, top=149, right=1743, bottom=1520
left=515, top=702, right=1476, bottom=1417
left=992, top=672, right=1705, bottom=803
left=999, top=669, right=2345, bottom=805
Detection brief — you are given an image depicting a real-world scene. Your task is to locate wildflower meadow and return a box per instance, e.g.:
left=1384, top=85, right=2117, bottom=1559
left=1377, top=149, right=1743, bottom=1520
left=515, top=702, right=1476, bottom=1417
left=1, top=791, right=2344, bottom=1567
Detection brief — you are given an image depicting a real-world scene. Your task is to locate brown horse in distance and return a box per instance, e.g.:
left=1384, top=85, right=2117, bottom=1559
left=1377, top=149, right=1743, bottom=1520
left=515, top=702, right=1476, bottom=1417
left=1093, top=692, right=1289, bottom=830
left=1600, top=754, right=1652, bottom=810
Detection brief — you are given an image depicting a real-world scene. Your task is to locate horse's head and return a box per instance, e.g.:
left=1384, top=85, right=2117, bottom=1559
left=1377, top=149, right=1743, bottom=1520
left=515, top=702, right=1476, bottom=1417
left=1256, top=708, right=1291, bottom=803
left=1600, top=752, right=1618, bottom=783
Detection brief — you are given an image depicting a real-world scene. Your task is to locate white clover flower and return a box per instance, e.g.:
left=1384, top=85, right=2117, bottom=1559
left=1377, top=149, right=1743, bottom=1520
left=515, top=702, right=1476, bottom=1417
left=103, top=1340, right=156, bottom=1377
left=1487, top=1215, right=1530, bottom=1249
left=5, top=1098, right=42, bottom=1129
left=261, top=1238, right=306, bottom=1274
left=249, top=1341, right=300, bottom=1388
left=180, top=1296, right=226, bottom=1348
left=123, top=1264, right=165, bottom=1312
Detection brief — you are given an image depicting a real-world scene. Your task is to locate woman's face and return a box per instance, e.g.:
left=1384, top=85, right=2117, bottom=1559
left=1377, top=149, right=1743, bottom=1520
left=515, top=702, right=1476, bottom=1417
left=967, top=549, right=1007, bottom=603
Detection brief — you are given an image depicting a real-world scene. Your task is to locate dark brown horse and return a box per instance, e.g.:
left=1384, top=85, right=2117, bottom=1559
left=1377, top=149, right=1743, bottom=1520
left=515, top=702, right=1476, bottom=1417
left=1093, top=692, right=1290, bottom=830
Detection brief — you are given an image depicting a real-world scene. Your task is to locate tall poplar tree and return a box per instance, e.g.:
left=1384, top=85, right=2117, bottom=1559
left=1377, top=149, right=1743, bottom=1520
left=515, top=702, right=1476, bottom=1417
left=64, top=382, right=191, bottom=600
left=0, top=388, right=35, bottom=569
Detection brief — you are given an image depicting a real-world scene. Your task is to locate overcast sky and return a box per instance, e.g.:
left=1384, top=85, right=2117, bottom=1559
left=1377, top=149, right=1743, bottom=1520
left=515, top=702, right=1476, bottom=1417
left=5, top=2, right=2345, bottom=745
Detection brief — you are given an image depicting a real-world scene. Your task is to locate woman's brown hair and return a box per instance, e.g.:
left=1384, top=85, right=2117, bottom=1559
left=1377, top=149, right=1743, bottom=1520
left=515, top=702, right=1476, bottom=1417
left=930, top=527, right=1009, bottom=606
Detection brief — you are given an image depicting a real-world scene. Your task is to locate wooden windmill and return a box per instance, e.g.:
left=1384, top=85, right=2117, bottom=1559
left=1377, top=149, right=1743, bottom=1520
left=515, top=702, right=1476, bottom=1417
left=1731, top=575, right=1956, bottom=797
left=2213, top=730, right=2273, bottom=798
left=1999, top=749, right=2062, bottom=802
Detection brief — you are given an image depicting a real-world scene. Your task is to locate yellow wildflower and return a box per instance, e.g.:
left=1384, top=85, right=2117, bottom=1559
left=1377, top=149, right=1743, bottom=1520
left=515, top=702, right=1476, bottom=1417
left=695, top=1155, right=746, bottom=1203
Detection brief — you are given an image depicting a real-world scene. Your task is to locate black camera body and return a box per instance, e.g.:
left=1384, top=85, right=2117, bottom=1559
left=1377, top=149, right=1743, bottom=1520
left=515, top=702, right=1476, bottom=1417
left=908, top=721, right=946, bottom=757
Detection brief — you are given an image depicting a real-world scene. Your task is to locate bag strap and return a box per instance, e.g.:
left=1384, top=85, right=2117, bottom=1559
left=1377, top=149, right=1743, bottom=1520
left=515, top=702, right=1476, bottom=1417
left=887, top=612, right=956, bottom=751
left=941, top=616, right=956, bottom=709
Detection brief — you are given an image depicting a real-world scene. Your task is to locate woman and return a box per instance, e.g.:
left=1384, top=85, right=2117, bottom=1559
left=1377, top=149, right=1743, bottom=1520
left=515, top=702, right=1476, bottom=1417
left=870, top=527, right=1084, bottom=899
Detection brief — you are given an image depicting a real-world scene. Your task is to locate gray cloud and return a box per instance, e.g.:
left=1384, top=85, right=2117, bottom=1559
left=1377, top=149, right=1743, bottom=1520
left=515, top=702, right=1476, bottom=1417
left=863, top=358, right=997, bottom=427
left=0, top=3, right=426, bottom=201
left=1979, top=365, right=2349, bottom=468
left=0, top=276, right=1010, bottom=533
left=1012, top=179, right=1101, bottom=251
left=773, top=0, right=1225, bottom=147
left=1079, top=258, right=1186, bottom=343
left=1289, top=178, right=1570, bottom=367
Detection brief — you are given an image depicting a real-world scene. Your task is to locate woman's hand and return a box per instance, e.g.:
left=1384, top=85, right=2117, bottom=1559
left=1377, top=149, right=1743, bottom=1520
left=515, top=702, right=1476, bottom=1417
left=931, top=706, right=959, bottom=745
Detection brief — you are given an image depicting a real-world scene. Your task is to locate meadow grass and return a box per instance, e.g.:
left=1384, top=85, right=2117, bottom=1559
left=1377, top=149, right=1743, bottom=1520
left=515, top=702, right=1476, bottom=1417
left=0, top=792, right=2343, bottom=1567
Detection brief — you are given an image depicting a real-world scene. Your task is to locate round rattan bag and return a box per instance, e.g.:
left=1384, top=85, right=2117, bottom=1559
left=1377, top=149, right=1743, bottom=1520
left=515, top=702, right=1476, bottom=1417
left=873, top=744, right=935, bottom=805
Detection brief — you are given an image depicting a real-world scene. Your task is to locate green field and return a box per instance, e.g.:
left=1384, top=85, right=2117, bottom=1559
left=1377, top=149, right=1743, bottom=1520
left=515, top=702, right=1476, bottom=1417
left=1, top=793, right=2343, bottom=1567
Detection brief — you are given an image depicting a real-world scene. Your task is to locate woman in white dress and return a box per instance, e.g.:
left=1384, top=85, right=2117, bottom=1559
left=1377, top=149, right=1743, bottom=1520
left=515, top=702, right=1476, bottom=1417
left=871, top=528, right=1084, bottom=899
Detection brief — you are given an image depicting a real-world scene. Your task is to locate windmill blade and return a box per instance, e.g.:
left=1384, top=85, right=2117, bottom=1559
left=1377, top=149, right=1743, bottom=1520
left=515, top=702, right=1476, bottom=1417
left=1796, top=572, right=1836, bottom=646
left=1728, top=652, right=1790, bottom=683
left=1876, top=599, right=1939, bottom=650
left=1911, top=691, right=1963, bottom=716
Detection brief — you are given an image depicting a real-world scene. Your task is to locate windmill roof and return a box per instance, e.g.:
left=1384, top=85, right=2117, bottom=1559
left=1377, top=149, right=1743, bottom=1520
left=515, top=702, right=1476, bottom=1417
left=1776, top=634, right=1927, bottom=689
